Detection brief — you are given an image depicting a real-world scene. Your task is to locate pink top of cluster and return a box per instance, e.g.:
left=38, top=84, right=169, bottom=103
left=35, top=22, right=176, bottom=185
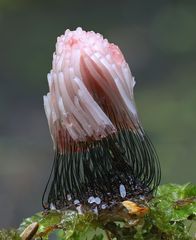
left=57, top=28, right=124, bottom=60
left=44, top=27, right=138, bottom=151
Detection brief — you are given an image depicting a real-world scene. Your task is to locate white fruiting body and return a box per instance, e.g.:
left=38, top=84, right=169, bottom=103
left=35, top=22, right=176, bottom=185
left=44, top=27, right=138, bottom=150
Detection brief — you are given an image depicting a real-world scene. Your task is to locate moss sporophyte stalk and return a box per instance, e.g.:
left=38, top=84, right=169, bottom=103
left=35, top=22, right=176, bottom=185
left=42, top=27, right=161, bottom=211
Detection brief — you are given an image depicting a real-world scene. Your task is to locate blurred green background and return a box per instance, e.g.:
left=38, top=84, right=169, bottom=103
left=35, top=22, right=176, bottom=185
left=0, top=0, right=195, bottom=228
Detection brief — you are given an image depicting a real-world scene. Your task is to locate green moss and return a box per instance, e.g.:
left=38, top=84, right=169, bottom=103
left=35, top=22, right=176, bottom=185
left=8, top=184, right=196, bottom=239
left=0, top=229, right=21, bottom=240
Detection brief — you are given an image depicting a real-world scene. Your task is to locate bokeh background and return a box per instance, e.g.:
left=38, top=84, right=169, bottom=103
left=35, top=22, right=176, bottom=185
left=0, top=0, right=195, bottom=228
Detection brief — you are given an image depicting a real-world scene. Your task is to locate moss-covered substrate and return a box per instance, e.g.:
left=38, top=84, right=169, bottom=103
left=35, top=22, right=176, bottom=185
left=1, top=184, right=196, bottom=240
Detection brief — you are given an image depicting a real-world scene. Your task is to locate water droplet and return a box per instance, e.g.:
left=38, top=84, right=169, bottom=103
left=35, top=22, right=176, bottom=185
left=50, top=203, right=56, bottom=210
left=74, top=199, right=80, bottom=205
left=94, top=197, right=101, bottom=204
left=67, top=194, right=72, bottom=201
left=88, top=196, right=95, bottom=204
left=101, top=204, right=107, bottom=209
left=119, top=184, right=126, bottom=198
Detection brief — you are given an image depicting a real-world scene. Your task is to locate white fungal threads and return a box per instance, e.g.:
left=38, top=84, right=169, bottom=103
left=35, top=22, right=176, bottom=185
left=43, top=27, right=139, bottom=151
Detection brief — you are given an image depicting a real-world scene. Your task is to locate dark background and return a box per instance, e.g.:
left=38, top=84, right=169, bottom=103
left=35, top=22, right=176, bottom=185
left=0, top=0, right=195, bottom=228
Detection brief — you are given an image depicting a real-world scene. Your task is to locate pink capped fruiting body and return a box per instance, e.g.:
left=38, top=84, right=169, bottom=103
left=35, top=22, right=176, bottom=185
left=44, top=27, right=139, bottom=152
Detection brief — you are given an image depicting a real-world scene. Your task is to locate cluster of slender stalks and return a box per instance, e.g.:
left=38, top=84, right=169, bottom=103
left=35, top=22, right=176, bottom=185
left=42, top=124, right=161, bottom=210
